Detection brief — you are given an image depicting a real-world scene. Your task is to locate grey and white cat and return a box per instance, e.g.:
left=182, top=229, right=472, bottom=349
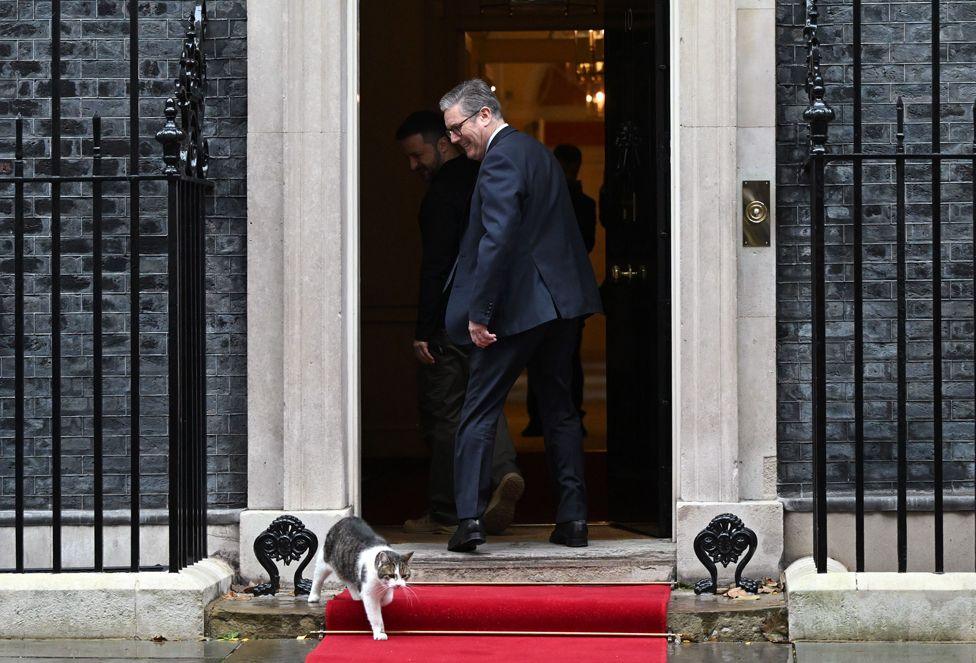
left=307, top=516, right=414, bottom=641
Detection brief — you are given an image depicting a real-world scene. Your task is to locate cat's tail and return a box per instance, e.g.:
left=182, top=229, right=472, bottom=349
left=307, top=547, right=333, bottom=604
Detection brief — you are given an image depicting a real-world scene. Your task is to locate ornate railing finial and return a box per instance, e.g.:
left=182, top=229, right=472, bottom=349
left=803, top=0, right=835, bottom=155
left=158, top=0, right=208, bottom=178
left=156, top=98, right=184, bottom=175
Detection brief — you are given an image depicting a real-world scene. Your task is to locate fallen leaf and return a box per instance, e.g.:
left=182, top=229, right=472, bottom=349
left=726, top=587, right=761, bottom=600
left=151, top=635, right=167, bottom=643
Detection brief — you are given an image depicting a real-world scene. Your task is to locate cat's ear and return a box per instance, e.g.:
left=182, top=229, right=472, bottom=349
left=375, top=550, right=391, bottom=567
left=401, top=551, right=414, bottom=564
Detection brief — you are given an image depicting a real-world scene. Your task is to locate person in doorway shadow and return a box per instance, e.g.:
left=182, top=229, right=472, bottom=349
left=395, top=110, right=525, bottom=537
left=521, top=144, right=596, bottom=438
left=439, top=81, right=602, bottom=553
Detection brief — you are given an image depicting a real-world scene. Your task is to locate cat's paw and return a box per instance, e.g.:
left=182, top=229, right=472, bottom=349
left=307, top=593, right=320, bottom=604
left=373, top=631, right=388, bottom=641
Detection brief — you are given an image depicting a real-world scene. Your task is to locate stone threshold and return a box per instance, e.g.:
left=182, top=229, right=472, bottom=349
left=1, top=558, right=234, bottom=640
left=377, top=524, right=675, bottom=583
left=786, top=557, right=976, bottom=641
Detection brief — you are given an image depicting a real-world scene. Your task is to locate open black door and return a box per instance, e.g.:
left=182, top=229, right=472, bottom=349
left=602, top=0, right=671, bottom=537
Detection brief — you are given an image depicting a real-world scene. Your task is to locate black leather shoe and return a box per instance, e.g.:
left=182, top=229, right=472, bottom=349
left=448, top=518, right=486, bottom=552
left=549, top=520, right=588, bottom=547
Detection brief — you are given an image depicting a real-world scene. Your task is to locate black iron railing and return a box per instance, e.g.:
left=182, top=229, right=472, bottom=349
left=3, top=0, right=209, bottom=573
left=804, top=0, right=976, bottom=573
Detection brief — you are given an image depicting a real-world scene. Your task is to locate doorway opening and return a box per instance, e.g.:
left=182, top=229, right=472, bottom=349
left=359, top=1, right=671, bottom=539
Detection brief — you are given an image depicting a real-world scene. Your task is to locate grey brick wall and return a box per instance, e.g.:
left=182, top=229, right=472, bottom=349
left=0, top=0, right=246, bottom=511
left=777, top=1, right=976, bottom=499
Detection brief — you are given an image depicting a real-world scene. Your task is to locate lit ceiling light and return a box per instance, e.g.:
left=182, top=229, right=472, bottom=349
left=574, top=29, right=605, bottom=117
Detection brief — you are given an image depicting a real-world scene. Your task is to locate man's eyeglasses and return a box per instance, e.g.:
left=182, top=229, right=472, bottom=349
left=448, top=108, right=484, bottom=137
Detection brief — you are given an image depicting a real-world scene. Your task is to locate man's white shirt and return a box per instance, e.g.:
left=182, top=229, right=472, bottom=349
left=486, top=123, right=509, bottom=151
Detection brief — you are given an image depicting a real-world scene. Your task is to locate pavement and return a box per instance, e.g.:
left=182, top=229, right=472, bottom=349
left=3, top=639, right=976, bottom=662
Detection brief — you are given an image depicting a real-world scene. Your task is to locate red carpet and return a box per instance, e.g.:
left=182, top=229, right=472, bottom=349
left=306, top=584, right=670, bottom=662
left=306, top=634, right=667, bottom=662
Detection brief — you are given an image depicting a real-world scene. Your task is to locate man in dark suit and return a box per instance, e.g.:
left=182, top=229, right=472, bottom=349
left=395, top=111, right=524, bottom=536
left=522, top=144, right=597, bottom=437
left=439, top=80, right=603, bottom=552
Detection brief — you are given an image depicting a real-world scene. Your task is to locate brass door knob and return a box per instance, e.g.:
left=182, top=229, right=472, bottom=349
left=610, top=264, right=647, bottom=282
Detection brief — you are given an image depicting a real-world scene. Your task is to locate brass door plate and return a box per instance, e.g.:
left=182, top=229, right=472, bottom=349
left=742, top=180, right=771, bottom=247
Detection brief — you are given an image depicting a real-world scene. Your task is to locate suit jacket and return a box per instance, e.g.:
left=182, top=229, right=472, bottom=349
left=415, top=155, right=481, bottom=341
left=445, top=126, right=603, bottom=346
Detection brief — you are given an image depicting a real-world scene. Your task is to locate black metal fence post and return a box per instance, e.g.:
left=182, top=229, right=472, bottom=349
left=895, top=98, right=907, bottom=573
left=930, top=0, right=944, bottom=575
left=852, top=0, right=865, bottom=574
left=92, top=114, right=104, bottom=572
left=50, top=0, right=62, bottom=573
left=128, top=0, right=142, bottom=572
left=13, top=115, right=24, bottom=573
left=157, top=97, right=183, bottom=573
left=803, top=0, right=834, bottom=574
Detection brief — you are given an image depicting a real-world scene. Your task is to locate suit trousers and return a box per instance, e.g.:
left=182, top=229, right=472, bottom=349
left=526, top=317, right=585, bottom=426
left=454, top=317, right=588, bottom=523
left=418, top=329, right=520, bottom=525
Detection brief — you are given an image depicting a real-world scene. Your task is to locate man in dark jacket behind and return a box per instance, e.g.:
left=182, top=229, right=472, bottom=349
left=522, top=143, right=597, bottom=437
left=439, top=81, right=602, bottom=552
left=396, top=111, right=523, bottom=536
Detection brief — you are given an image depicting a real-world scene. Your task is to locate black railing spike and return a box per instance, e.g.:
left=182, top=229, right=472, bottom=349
left=14, top=115, right=22, bottom=160
left=896, top=97, right=905, bottom=145
left=92, top=114, right=101, bottom=153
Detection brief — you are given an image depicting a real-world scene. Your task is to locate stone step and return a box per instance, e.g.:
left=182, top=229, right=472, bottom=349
left=208, top=526, right=678, bottom=640
left=381, top=525, right=675, bottom=584
left=206, top=590, right=787, bottom=642
left=668, top=591, right=787, bottom=643
left=403, top=538, right=675, bottom=583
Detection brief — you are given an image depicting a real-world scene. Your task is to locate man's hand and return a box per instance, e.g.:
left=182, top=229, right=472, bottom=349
left=412, top=340, right=436, bottom=365
left=468, top=321, right=497, bottom=349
